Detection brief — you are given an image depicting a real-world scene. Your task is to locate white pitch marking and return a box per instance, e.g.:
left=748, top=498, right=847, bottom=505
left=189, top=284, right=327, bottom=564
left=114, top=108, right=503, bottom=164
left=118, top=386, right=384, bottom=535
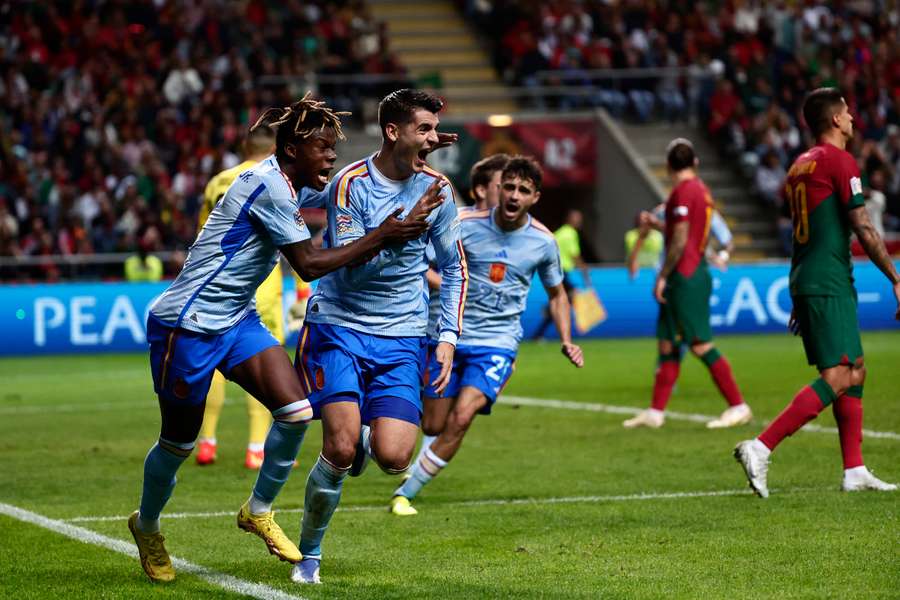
left=500, top=395, right=900, bottom=440
left=0, top=502, right=305, bottom=600
left=66, top=487, right=792, bottom=524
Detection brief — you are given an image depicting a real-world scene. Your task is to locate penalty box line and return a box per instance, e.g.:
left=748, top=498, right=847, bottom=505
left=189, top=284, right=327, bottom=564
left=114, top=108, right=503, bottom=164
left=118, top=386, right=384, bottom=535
left=64, top=486, right=817, bottom=524
left=500, top=396, right=900, bottom=441
left=0, top=502, right=305, bottom=600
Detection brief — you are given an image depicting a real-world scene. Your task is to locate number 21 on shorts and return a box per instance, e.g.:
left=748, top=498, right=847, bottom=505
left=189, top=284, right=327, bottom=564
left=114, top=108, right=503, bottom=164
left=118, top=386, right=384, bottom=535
left=485, top=355, right=511, bottom=382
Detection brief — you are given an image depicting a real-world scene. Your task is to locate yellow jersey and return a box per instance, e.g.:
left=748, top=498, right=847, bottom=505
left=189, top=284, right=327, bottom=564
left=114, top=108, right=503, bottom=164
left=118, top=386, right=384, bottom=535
left=200, top=160, right=284, bottom=343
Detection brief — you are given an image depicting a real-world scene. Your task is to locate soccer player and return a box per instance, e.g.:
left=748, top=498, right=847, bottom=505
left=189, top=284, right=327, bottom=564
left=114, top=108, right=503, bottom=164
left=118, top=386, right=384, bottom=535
left=128, top=95, right=441, bottom=582
left=623, top=139, right=751, bottom=429
left=390, top=156, right=585, bottom=516
left=291, top=89, right=467, bottom=584
left=415, top=153, right=511, bottom=465
left=193, top=124, right=284, bottom=470
left=735, top=88, right=900, bottom=497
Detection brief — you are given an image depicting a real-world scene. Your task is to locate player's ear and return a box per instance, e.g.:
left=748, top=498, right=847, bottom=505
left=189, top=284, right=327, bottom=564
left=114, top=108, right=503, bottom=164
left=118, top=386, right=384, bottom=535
left=384, top=123, right=399, bottom=143
left=284, top=143, right=296, bottom=160
left=533, top=191, right=541, bottom=205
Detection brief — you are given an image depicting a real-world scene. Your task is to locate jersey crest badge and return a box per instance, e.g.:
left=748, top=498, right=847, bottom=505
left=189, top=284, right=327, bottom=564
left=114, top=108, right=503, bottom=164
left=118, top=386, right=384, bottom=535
left=294, top=208, right=306, bottom=229
left=336, top=214, right=353, bottom=236
left=489, top=262, right=506, bottom=283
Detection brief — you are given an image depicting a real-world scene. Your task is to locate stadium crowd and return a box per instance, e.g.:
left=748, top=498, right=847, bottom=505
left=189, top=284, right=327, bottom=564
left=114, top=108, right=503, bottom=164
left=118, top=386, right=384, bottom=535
left=469, top=0, right=900, bottom=242
left=0, top=0, right=405, bottom=280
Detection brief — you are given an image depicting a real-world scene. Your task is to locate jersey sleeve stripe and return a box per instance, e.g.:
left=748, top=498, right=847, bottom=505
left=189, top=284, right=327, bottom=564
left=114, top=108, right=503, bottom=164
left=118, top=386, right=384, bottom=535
left=528, top=218, right=554, bottom=237
left=175, top=182, right=267, bottom=327
left=456, top=238, right=468, bottom=335
left=422, top=165, right=445, bottom=180
left=459, top=209, right=490, bottom=220
left=335, top=161, right=369, bottom=208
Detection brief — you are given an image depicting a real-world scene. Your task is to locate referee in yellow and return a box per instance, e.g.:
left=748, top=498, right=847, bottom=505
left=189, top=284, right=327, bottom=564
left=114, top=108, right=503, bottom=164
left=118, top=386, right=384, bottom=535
left=194, top=124, right=285, bottom=469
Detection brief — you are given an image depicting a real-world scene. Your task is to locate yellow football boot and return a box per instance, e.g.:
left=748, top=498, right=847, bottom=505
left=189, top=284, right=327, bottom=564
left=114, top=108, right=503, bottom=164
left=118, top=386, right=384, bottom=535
left=389, top=495, right=418, bottom=516
left=237, top=501, right=301, bottom=563
left=127, top=511, right=175, bottom=582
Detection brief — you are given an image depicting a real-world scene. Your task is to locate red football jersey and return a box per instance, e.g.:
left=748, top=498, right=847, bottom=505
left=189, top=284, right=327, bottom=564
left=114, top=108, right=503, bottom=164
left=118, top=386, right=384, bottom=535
left=664, top=177, right=715, bottom=277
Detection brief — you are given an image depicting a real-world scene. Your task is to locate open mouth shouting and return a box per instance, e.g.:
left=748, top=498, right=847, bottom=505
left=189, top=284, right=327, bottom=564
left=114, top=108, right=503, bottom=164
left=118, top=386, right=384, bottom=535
left=316, top=166, right=333, bottom=189
left=414, top=148, right=429, bottom=170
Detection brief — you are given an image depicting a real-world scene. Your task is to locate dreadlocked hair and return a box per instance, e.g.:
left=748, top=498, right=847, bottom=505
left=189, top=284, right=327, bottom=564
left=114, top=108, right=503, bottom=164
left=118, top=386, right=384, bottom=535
left=251, top=92, right=350, bottom=159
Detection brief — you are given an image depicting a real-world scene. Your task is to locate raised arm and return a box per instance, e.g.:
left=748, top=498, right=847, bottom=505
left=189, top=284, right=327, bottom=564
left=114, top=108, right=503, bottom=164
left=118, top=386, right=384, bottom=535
left=848, top=205, right=900, bottom=320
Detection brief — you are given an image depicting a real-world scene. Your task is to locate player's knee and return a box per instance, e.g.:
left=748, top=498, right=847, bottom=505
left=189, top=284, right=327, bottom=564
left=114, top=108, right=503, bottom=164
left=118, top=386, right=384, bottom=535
left=821, top=368, right=852, bottom=397
left=446, top=409, right=476, bottom=436
left=851, top=364, right=866, bottom=387
left=374, top=448, right=413, bottom=474
left=690, top=342, right=713, bottom=357
left=322, top=437, right=356, bottom=468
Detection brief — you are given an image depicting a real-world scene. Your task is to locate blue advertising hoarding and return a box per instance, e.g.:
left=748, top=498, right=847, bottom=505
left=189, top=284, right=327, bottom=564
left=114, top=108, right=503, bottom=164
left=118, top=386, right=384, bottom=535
left=0, top=261, right=897, bottom=356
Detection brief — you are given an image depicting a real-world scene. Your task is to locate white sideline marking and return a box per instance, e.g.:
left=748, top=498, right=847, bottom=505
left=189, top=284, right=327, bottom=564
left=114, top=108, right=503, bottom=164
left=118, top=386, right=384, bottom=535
left=0, top=502, right=305, bottom=600
left=2, top=394, right=898, bottom=440
left=500, top=395, right=900, bottom=441
left=66, top=487, right=773, bottom=524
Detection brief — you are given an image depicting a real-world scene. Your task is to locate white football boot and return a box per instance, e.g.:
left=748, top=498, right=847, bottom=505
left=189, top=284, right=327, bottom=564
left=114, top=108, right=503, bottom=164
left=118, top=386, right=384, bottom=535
left=622, top=409, right=665, bottom=429
left=734, top=439, right=771, bottom=498
left=841, top=466, right=898, bottom=492
left=707, top=403, right=753, bottom=429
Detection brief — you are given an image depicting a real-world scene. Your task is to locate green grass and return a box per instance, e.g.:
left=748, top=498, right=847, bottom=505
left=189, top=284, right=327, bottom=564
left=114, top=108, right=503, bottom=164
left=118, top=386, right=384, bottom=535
left=1, top=332, right=898, bottom=599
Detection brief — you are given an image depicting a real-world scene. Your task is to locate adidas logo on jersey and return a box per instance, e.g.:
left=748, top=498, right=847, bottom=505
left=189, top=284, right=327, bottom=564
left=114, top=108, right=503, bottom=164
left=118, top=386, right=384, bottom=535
left=495, top=249, right=509, bottom=258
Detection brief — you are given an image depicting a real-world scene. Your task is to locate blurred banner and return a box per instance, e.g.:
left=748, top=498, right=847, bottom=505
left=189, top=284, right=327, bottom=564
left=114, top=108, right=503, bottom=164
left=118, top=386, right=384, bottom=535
left=0, top=262, right=897, bottom=356
left=427, top=119, right=596, bottom=190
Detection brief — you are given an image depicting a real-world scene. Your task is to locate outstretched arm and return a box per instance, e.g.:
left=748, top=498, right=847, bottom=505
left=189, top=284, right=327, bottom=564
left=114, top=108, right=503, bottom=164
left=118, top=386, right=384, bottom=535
left=546, top=282, right=584, bottom=367
left=280, top=209, right=429, bottom=281
left=848, top=206, right=900, bottom=320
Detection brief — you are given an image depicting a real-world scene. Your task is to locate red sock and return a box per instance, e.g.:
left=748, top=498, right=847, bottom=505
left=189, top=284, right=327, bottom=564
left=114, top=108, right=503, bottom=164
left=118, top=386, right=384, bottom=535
left=651, top=359, right=680, bottom=411
left=758, top=385, right=826, bottom=450
left=833, top=394, right=864, bottom=469
left=708, top=356, right=744, bottom=407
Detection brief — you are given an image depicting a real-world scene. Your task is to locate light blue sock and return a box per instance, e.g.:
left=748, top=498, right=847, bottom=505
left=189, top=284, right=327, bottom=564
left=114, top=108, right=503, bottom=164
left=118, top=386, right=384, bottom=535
left=250, top=420, right=309, bottom=513
left=299, top=454, right=349, bottom=559
left=138, top=439, right=192, bottom=530
left=394, top=446, right=447, bottom=501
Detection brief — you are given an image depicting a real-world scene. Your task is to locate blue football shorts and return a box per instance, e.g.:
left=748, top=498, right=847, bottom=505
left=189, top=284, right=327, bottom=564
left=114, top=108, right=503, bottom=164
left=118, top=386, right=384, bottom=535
left=423, top=341, right=516, bottom=415
left=147, top=311, right=280, bottom=406
left=294, top=322, right=426, bottom=425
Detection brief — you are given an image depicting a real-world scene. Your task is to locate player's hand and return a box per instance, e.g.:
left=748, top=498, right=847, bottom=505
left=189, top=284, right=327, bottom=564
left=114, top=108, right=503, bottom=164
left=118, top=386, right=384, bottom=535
left=432, top=341, right=456, bottom=396
left=654, top=275, right=667, bottom=304
left=892, top=281, right=900, bottom=321
left=432, top=132, right=459, bottom=152
left=561, top=342, right=584, bottom=368
left=627, top=262, right=638, bottom=280
left=378, top=206, right=432, bottom=243
left=788, top=308, right=801, bottom=336
left=407, top=177, right=448, bottom=222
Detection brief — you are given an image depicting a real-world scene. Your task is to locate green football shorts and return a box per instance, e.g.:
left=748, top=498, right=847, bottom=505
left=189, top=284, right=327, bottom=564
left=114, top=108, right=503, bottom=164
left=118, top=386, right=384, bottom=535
left=792, top=293, right=863, bottom=370
left=656, top=268, right=713, bottom=345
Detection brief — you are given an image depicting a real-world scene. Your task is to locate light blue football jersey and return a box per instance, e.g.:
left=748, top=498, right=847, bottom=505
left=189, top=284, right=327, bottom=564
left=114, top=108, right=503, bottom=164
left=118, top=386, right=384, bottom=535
left=425, top=206, right=477, bottom=338
left=150, top=155, right=310, bottom=334
left=300, top=154, right=466, bottom=344
left=454, top=208, right=564, bottom=351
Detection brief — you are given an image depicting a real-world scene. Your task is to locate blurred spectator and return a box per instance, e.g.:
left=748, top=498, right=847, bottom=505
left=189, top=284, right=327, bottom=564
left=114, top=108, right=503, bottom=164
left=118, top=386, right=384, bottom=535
left=755, top=151, right=786, bottom=206
left=0, top=0, right=397, bottom=280
left=865, top=169, right=887, bottom=238
left=125, top=227, right=164, bottom=282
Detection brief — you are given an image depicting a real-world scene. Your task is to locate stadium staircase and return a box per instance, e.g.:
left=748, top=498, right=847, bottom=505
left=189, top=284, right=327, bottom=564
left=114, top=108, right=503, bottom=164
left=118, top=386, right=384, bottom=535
left=619, top=123, right=780, bottom=260
left=369, top=0, right=517, bottom=116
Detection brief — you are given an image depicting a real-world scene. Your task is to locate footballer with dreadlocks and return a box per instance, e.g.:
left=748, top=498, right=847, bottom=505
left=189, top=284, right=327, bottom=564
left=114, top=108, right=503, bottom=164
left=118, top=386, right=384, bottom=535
left=127, top=94, right=447, bottom=583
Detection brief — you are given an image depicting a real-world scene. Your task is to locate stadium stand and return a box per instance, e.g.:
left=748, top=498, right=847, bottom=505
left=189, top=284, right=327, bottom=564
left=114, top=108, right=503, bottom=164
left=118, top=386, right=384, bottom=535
left=468, top=0, right=900, bottom=252
left=0, top=0, right=403, bottom=280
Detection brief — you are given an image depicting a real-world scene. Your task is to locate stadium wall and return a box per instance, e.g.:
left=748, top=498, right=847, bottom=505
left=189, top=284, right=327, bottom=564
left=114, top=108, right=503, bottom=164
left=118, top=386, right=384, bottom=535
left=1, top=262, right=897, bottom=356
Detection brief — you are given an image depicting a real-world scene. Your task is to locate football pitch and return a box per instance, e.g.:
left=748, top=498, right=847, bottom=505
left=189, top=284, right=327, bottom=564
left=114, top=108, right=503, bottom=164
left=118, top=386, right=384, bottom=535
left=1, top=333, right=898, bottom=599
